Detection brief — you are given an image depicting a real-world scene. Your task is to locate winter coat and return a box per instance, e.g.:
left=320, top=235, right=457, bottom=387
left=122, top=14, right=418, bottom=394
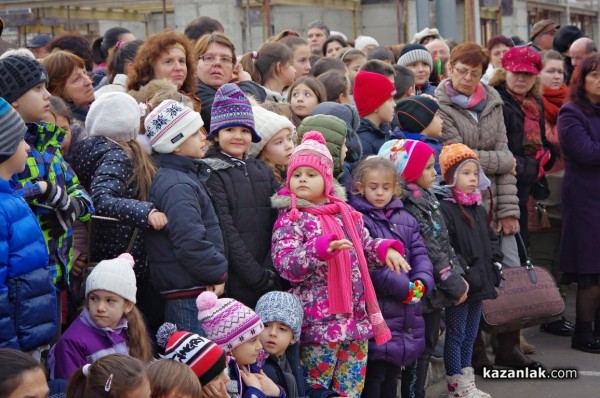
left=357, top=118, right=392, bottom=157
left=416, top=81, right=436, bottom=96
left=146, top=154, right=228, bottom=298
left=402, top=183, right=467, bottom=311
left=227, top=356, right=285, bottom=398
left=49, top=308, right=129, bottom=380
left=271, top=185, right=404, bottom=345
left=439, top=199, right=502, bottom=303
left=0, top=178, right=57, bottom=351
left=435, top=79, right=520, bottom=221
left=13, top=122, right=94, bottom=288
left=297, top=115, right=348, bottom=179
left=557, top=102, right=600, bottom=275
left=72, top=136, right=154, bottom=279
left=348, top=194, right=433, bottom=367
left=196, top=80, right=267, bottom=132
left=262, top=343, right=339, bottom=398
left=202, top=149, right=279, bottom=308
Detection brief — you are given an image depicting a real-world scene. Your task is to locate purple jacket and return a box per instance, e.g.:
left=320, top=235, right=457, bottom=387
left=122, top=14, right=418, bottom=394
left=49, top=308, right=129, bottom=380
left=348, top=195, right=434, bottom=366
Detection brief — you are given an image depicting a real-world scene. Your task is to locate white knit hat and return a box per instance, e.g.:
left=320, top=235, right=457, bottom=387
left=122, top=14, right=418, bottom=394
left=85, top=253, right=137, bottom=303
left=86, top=92, right=143, bottom=142
left=247, top=106, right=296, bottom=159
left=354, top=35, right=379, bottom=51
left=144, top=99, right=204, bottom=154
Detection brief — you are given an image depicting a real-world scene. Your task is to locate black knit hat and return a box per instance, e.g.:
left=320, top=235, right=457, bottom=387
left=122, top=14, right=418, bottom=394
left=0, top=55, right=48, bottom=103
left=395, top=95, right=439, bottom=133
left=553, top=25, right=584, bottom=54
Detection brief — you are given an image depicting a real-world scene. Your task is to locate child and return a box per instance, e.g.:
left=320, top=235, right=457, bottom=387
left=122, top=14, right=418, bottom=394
left=279, top=35, right=312, bottom=80
left=255, top=291, right=340, bottom=398
left=240, top=42, right=297, bottom=103
left=338, top=48, right=367, bottom=89
left=393, top=65, right=416, bottom=102
left=378, top=139, right=468, bottom=398
left=203, top=83, right=280, bottom=308
left=396, top=44, right=436, bottom=95
left=353, top=70, right=397, bottom=156
left=393, top=95, right=444, bottom=175
left=0, top=99, right=58, bottom=355
left=147, top=360, right=203, bottom=398
left=43, top=96, right=72, bottom=154
left=348, top=157, right=434, bottom=398
left=438, top=144, right=503, bottom=398
left=197, top=291, right=285, bottom=398
left=66, top=354, right=149, bottom=398
left=287, top=77, right=326, bottom=125
left=144, top=99, right=227, bottom=335
left=49, top=253, right=153, bottom=380
left=271, top=131, right=408, bottom=397
left=316, top=71, right=352, bottom=104
left=155, top=322, right=228, bottom=397
left=248, top=105, right=297, bottom=186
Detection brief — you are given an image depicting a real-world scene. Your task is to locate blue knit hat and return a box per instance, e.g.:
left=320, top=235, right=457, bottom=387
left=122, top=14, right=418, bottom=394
left=207, top=83, right=260, bottom=142
left=255, top=291, right=303, bottom=342
left=0, top=98, right=27, bottom=163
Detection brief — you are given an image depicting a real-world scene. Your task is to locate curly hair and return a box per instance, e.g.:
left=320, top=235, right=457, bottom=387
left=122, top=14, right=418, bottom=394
left=127, top=30, right=196, bottom=94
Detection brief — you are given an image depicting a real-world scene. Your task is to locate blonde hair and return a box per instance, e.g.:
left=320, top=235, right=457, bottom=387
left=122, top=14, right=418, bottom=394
left=352, top=157, right=402, bottom=197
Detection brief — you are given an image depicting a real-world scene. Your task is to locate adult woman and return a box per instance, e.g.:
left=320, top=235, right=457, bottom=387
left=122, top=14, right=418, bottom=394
left=557, top=53, right=600, bottom=353
left=128, top=31, right=200, bottom=111
left=194, top=32, right=265, bottom=130
left=0, top=348, right=51, bottom=398
left=435, top=42, right=535, bottom=373
left=322, top=35, right=347, bottom=57
left=482, top=35, right=513, bottom=84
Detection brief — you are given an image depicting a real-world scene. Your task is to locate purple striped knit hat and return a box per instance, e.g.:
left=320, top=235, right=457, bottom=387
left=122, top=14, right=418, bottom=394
left=197, top=291, right=264, bottom=352
left=207, top=83, right=261, bottom=143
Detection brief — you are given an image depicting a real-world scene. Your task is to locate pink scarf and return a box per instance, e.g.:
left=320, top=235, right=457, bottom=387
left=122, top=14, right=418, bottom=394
left=303, top=200, right=391, bottom=345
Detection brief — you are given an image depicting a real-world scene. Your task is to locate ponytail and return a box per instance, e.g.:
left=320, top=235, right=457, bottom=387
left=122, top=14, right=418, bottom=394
left=118, top=139, right=156, bottom=201
left=126, top=305, right=153, bottom=363
left=239, top=42, right=293, bottom=85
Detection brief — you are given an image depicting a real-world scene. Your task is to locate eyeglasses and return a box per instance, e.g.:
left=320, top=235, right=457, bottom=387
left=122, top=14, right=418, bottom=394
left=453, top=66, right=482, bottom=79
left=198, top=54, right=234, bottom=65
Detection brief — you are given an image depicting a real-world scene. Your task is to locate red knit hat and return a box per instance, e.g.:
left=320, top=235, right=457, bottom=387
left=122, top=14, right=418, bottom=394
left=353, top=71, right=397, bottom=117
left=377, top=139, right=435, bottom=183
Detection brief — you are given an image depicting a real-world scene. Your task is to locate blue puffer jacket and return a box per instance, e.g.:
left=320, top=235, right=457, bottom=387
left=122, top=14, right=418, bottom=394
left=356, top=118, right=392, bottom=157
left=0, top=178, right=57, bottom=351
left=348, top=194, right=434, bottom=367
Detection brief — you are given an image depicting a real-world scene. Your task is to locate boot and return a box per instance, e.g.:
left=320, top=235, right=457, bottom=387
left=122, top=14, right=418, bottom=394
left=462, top=367, right=491, bottom=398
left=572, top=320, right=600, bottom=354
left=494, top=330, right=543, bottom=369
left=472, top=329, right=493, bottom=375
left=447, top=373, right=477, bottom=398
left=519, top=333, right=536, bottom=354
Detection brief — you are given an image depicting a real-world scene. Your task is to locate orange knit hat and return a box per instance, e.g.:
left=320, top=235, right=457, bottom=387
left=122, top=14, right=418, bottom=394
left=439, top=143, right=490, bottom=190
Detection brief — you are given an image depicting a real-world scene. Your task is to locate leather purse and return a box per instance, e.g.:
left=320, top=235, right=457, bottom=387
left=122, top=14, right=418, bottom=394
left=480, top=234, right=565, bottom=333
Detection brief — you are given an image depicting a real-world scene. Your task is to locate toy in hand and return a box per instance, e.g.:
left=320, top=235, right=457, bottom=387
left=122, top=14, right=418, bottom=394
left=403, top=280, right=425, bottom=304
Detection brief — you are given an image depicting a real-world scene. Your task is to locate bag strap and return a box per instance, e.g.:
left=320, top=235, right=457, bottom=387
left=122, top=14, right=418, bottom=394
left=500, top=231, right=538, bottom=284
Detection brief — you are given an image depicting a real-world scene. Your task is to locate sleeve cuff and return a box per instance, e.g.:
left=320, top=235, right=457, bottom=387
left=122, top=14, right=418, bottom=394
left=376, top=239, right=405, bottom=263
left=315, top=234, right=338, bottom=261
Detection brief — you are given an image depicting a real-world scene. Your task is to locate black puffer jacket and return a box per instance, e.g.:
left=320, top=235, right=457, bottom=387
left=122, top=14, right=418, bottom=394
left=356, top=118, right=392, bottom=157
left=72, top=136, right=154, bottom=277
left=201, top=149, right=279, bottom=308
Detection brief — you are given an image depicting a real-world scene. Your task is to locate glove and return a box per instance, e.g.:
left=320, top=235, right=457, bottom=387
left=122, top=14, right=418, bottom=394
left=403, top=280, right=425, bottom=305
left=41, top=182, right=70, bottom=210
left=56, top=197, right=84, bottom=232
left=40, top=213, right=65, bottom=240
left=262, top=269, right=282, bottom=292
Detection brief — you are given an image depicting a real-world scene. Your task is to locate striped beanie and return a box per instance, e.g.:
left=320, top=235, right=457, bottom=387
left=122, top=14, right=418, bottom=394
left=197, top=291, right=264, bottom=352
left=397, top=44, right=433, bottom=69
left=156, top=323, right=227, bottom=385
left=395, top=96, right=439, bottom=133
left=0, top=97, right=27, bottom=163
left=207, top=83, right=260, bottom=143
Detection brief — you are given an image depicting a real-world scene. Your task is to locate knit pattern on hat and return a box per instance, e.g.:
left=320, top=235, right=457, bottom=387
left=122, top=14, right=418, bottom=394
left=0, top=98, right=27, bottom=161
left=0, top=55, right=48, bottom=103
left=157, top=322, right=226, bottom=385
left=439, top=143, right=491, bottom=190
left=353, top=71, right=397, bottom=117
left=85, top=253, right=137, bottom=303
left=208, top=83, right=260, bottom=142
left=86, top=92, right=142, bottom=142
left=247, top=105, right=296, bottom=158
left=197, top=291, right=263, bottom=352
left=255, top=292, right=303, bottom=341
left=144, top=99, right=204, bottom=153
left=395, top=96, right=439, bottom=133
left=377, top=139, right=434, bottom=183
left=397, top=44, right=433, bottom=69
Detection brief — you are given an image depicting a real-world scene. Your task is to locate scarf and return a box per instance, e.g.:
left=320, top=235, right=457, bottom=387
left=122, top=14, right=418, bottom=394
left=451, top=189, right=483, bottom=206
left=444, top=80, right=488, bottom=113
left=542, top=85, right=568, bottom=126
left=507, top=88, right=543, bottom=156
left=301, top=200, right=391, bottom=345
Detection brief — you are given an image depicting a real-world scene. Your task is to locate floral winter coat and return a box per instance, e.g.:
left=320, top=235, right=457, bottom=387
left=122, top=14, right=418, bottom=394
left=271, top=186, right=403, bottom=345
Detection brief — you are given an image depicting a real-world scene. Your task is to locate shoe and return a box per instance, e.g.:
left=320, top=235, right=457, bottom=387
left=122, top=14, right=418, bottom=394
left=571, top=337, right=600, bottom=354
left=540, top=317, right=575, bottom=336
left=494, top=347, right=543, bottom=370
left=520, top=334, right=536, bottom=354
left=462, top=368, right=491, bottom=398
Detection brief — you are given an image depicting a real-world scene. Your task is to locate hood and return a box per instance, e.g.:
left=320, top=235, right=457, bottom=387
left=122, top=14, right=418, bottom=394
left=271, top=181, right=347, bottom=210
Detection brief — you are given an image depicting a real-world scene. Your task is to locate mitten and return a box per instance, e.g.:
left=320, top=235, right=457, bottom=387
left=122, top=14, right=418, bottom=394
left=403, top=280, right=425, bottom=305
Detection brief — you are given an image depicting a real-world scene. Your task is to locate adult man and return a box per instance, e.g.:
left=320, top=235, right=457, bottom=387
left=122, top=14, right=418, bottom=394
left=569, top=37, right=597, bottom=68
left=184, top=16, right=224, bottom=42
left=26, top=34, right=51, bottom=59
left=426, top=38, right=450, bottom=58
left=306, top=20, right=330, bottom=55
left=528, top=19, right=560, bottom=53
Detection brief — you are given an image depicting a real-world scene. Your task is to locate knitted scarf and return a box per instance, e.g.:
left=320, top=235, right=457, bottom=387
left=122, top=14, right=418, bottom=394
left=542, top=85, right=568, bottom=126
left=451, top=189, right=483, bottom=206
left=444, top=80, right=488, bottom=113
left=302, top=200, right=391, bottom=345
left=507, top=88, right=543, bottom=156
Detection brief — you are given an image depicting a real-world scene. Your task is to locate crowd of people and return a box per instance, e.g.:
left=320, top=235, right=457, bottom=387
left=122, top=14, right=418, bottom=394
left=0, top=14, right=599, bottom=398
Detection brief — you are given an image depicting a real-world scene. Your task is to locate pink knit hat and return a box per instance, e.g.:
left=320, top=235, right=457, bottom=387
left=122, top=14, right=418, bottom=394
left=196, top=291, right=263, bottom=352
left=286, top=131, right=335, bottom=198
left=377, top=139, right=435, bottom=183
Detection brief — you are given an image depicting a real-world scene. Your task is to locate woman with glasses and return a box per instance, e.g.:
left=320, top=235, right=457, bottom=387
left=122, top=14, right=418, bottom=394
left=194, top=33, right=266, bottom=131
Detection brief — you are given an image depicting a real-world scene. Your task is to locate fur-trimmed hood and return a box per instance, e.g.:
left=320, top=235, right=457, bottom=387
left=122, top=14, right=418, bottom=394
left=271, top=181, right=347, bottom=210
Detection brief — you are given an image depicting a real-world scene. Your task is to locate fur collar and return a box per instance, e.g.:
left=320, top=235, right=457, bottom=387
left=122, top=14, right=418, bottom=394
left=271, top=182, right=347, bottom=210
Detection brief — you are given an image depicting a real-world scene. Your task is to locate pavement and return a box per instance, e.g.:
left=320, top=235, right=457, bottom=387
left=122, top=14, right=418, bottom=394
left=424, top=284, right=600, bottom=397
